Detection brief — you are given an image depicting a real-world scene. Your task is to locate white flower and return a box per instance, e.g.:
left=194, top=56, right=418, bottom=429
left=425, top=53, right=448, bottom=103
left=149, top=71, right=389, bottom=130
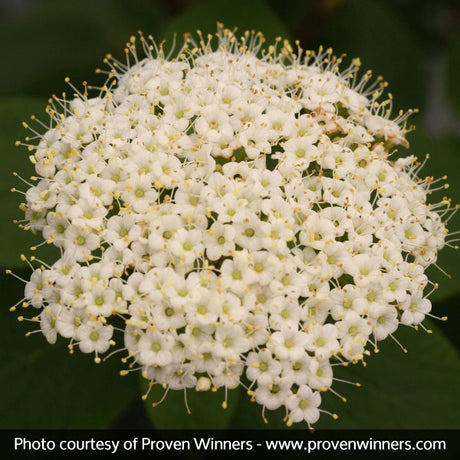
left=368, top=304, right=399, bottom=341
left=204, top=222, right=236, bottom=260
left=254, top=377, right=292, bottom=411
left=344, top=254, right=382, bottom=287
left=308, top=359, right=333, bottom=390
left=214, top=323, right=251, bottom=359
left=286, top=385, right=322, bottom=426
left=400, top=293, right=432, bottom=326
left=169, top=228, right=204, bottom=268
left=195, top=107, right=234, bottom=145
left=305, top=323, right=339, bottom=360
left=55, top=306, right=87, bottom=339
left=220, top=250, right=258, bottom=296
left=121, top=176, right=158, bottom=213
left=281, top=353, right=311, bottom=385
left=212, top=361, right=244, bottom=389
left=76, top=321, right=113, bottom=355
left=105, top=215, right=142, bottom=251
left=246, top=349, right=283, bottom=385
left=137, top=330, right=175, bottom=366
left=267, top=329, right=309, bottom=361
left=40, top=304, right=62, bottom=344
left=24, top=268, right=52, bottom=308
left=63, top=225, right=101, bottom=261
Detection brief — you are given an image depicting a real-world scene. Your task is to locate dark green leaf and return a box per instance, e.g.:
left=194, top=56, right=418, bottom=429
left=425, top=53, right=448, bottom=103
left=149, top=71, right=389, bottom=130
left=446, top=35, right=460, bottom=118
left=161, top=0, right=291, bottom=45
left=142, top=377, right=240, bottom=430
left=433, top=294, right=460, bottom=353
left=0, top=269, right=139, bottom=428
left=382, top=0, right=451, bottom=48
left=266, top=0, right=313, bottom=32
left=229, top=388, right=288, bottom=429
left=316, top=0, right=425, bottom=113
left=0, top=0, right=168, bottom=98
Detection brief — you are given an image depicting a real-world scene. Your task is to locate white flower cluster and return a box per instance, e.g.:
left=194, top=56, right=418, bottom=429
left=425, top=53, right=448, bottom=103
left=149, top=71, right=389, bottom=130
left=14, top=28, right=452, bottom=427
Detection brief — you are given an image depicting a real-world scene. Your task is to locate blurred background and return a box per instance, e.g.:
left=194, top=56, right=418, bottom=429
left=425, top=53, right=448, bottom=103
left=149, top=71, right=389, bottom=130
left=0, top=0, right=459, bottom=430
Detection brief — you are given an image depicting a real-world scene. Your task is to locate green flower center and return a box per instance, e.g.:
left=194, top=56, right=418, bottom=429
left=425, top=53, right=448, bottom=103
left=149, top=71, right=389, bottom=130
left=90, top=331, right=99, bottom=341
left=299, top=400, right=309, bottom=409
left=95, top=296, right=104, bottom=306
left=271, top=384, right=280, bottom=394
left=189, top=196, right=200, bottom=206
left=348, top=326, right=358, bottom=336
left=254, top=263, right=264, bottom=273
left=182, top=241, right=193, bottom=251
left=295, top=149, right=305, bottom=158
left=232, top=270, right=242, bottom=280
left=343, top=298, right=352, bottom=309
left=316, top=337, right=325, bottom=347
left=327, top=255, right=336, bottom=264
left=244, top=228, right=255, bottom=237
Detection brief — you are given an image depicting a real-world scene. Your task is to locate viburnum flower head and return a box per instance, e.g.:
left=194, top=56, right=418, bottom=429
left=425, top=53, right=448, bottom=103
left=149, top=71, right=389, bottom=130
left=11, top=25, right=456, bottom=428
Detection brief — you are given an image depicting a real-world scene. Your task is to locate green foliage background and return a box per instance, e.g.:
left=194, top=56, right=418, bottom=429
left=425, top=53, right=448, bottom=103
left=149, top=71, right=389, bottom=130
left=0, top=0, right=459, bottom=430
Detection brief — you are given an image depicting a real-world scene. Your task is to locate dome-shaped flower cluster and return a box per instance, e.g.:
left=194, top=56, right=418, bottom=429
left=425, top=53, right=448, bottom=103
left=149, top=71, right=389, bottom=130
left=13, top=27, right=452, bottom=427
